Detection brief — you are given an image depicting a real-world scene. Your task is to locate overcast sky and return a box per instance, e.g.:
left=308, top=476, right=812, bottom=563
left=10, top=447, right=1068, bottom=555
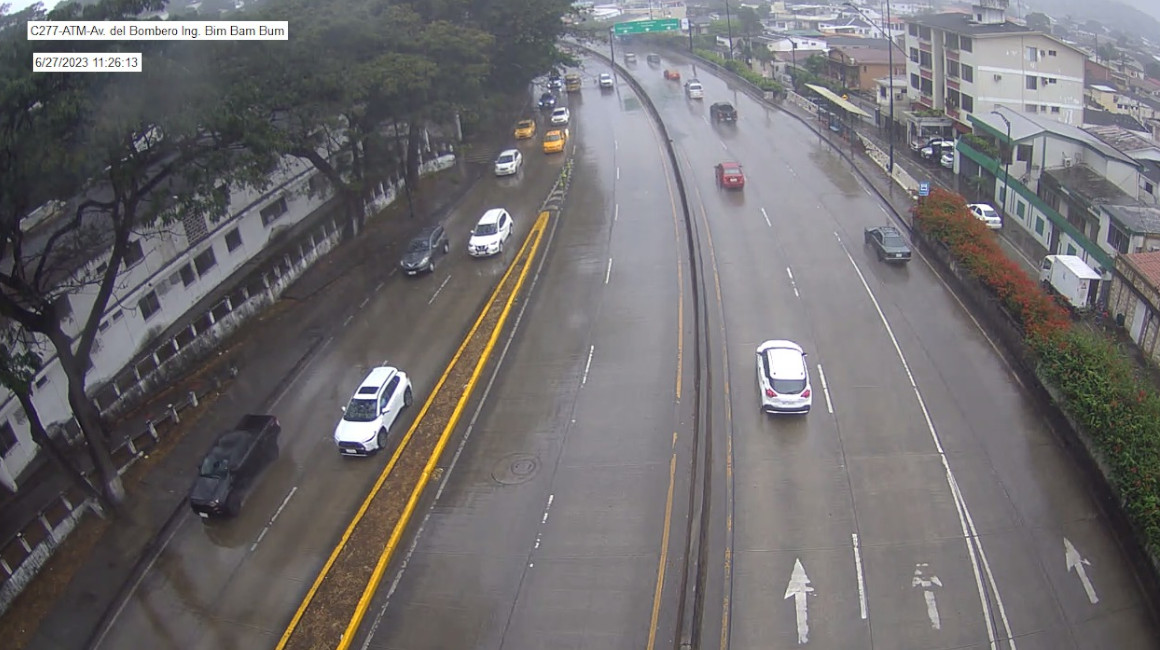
left=6, top=0, right=63, bottom=14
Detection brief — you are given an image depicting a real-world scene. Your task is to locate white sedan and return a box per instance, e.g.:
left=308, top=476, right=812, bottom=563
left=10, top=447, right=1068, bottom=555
left=493, top=149, right=522, bottom=176
left=550, top=107, right=571, bottom=125
left=968, top=203, right=1002, bottom=229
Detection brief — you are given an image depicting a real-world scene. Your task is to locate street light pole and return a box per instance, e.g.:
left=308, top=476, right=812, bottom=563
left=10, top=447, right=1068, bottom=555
left=724, top=0, right=734, bottom=60
left=791, top=41, right=797, bottom=89
left=990, top=110, right=1012, bottom=213
left=844, top=0, right=896, bottom=174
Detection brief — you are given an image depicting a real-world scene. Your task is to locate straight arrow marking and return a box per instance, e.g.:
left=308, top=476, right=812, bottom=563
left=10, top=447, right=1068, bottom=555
left=912, top=563, right=942, bottom=630
left=1065, top=537, right=1099, bottom=604
left=784, top=558, right=813, bottom=644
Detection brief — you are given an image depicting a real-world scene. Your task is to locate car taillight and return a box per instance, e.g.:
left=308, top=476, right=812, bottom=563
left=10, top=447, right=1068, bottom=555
left=765, top=388, right=776, bottom=397
left=801, top=389, right=811, bottom=398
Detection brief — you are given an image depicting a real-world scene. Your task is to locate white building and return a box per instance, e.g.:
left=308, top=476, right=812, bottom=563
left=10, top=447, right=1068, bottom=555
left=904, top=0, right=1086, bottom=132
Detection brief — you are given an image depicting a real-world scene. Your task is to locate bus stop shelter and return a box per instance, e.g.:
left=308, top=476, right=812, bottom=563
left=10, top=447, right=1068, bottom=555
left=804, top=83, right=871, bottom=140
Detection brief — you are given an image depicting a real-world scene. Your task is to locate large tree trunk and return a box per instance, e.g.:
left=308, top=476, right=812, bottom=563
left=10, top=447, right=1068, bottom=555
left=16, top=390, right=108, bottom=514
left=406, top=120, right=423, bottom=188
left=292, top=146, right=365, bottom=238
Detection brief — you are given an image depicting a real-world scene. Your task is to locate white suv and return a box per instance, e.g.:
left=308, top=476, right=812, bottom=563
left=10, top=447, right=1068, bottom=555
left=334, top=366, right=413, bottom=455
left=756, top=340, right=812, bottom=414
left=468, top=208, right=514, bottom=257
left=685, top=80, right=704, bottom=99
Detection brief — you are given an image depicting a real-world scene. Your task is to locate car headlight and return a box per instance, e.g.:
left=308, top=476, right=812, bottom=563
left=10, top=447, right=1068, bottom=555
left=419, top=256, right=430, bottom=266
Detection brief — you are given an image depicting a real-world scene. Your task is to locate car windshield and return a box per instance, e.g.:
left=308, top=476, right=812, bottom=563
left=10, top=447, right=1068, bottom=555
left=475, top=223, right=498, bottom=236
left=407, top=238, right=430, bottom=253
left=199, top=456, right=229, bottom=479
left=343, top=398, right=378, bottom=422
left=546, top=133, right=560, bottom=142
left=517, top=121, right=532, bottom=129
left=497, top=153, right=514, bottom=164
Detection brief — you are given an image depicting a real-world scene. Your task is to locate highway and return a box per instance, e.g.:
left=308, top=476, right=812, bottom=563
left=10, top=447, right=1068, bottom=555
left=89, top=111, right=570, bottom=649
left=628, top=49, right=1159, bottom=649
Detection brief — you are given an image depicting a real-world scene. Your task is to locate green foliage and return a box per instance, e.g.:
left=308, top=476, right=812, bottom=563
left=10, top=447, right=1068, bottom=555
left=692, top=48, right=783, bottom=93
left=963, top=133, right=999, bottom=158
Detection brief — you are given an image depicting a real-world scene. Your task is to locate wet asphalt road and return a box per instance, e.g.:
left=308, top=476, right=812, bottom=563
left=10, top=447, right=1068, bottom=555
left=628, top=50, right=1160, bottom=649
left=354, top=68, right=697, bottom=649
left=91, top=124, right=569, bottom=647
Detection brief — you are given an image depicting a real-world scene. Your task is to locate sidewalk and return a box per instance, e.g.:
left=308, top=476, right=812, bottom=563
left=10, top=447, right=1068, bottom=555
left=1, top=139, right=504, bottom=650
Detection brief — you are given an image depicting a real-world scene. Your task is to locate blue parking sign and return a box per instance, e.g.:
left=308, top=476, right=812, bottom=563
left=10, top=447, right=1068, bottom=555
left=918, top=182, right=930, bottom=197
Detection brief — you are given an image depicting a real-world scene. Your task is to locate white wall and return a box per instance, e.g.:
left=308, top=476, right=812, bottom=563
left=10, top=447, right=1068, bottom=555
left=971, top=33, right=1085, bottom=124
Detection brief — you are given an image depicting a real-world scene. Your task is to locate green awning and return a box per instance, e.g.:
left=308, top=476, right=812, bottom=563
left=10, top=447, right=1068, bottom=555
left=804, top=84, right=871, bottom=119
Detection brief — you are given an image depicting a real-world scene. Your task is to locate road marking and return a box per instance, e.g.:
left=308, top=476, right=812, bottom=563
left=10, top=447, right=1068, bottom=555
left=615, top=139, right=618, bottom=150
left=720, top=141, right=727, bottom=150
left=616, top=166, right=620, bottom=180
left=375, top=280, right=385, bottom=292
left=912, top=563, right=943, bottom=630
left=852, top=533, right=867, bottom=619
left=817, top=364, right=834, bottom=414
left=786, top=266, right=800, bottom=298
left=251, top=486, right=299, bottom=552
left=879, top=205, right=891, bottom=218
left=343, top=315, right=354, bottom=327
left=359, top=296, right=370, bottom=309
left=1065, top=538, right=1099, bottom=604
left=529, top=493, right=556, bottom=562
left=646, top=434, right=679, bottom=650
left=605, top=258, right=613, bottom=284
left=582, top=345, right=594, bottom=385
left=614, top=203, right=619, bottom=222
left=388, top=268, right=398, bottom=278
left=784, top=558, right=813, bottom=644
left=840, top=244, right=1016, bottom=650
left=761, top=207, right=771, bottom=227
left=428, top=275, right=451, bottom=305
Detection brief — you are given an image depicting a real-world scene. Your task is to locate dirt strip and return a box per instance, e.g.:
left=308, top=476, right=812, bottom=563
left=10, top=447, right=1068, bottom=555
left=280, top=214, right=549, bottom=650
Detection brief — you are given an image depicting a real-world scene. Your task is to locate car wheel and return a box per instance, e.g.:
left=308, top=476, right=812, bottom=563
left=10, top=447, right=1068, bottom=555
left=404, top=386, right=413, bottom=407
left=377, top=428, right=387, bottom=451
left=443, top=241, right=450, bottom=254
left=499, top=239, right=505, bottom=254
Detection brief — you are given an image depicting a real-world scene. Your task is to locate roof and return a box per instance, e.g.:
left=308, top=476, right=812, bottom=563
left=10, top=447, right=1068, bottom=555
left=1082, top=109, right=1146, bottom=132
left=831, top=46, right=895, bottom=65
left=1053, top=255, right=1103, bottom=280
left=1082, top=125, right=1160, bottom=159
left=908, top=12, right=1030, bottom=36
left=805, top=84, right=872, bottom=117
left=358, top=366, right=397, bottom=390
left=1101, top=204, right=1160, bottom=236
left=972, top=106, right=1136, bottom=165
left=1042, top=166, right=1134, bottom=206
left=1122, top=251, right=1160, bottom=287
left=1089, top=84, right=1117, bottom=93
left=826, top=35, right=887, bottom=48
left=478, top=207, right=509, bottom=223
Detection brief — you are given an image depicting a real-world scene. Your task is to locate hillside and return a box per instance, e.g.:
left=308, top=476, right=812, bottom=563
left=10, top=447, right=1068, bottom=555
left=1021, top=0, right=1160, bottom=42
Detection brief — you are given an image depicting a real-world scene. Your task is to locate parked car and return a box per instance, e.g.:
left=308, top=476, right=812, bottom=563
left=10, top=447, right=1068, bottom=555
left=911, top=136, right=947, bottom=152
left=494, top=148, right=523, bottom=176
left=940, top=150, right=954, bottom=169
left=710, top=102, right=737, bottom=123
left=685, top=79, right=704, bottom=99
left=599, top=73, right=614, bottom=89
left=513, top=119, right=536, bottom=139
left=715, top=162, right=745, bottom=189
left=756, top=340, right=812, bottom=414
left=646, top=53, right=661, bottom=64
left=538, top=92, right=556, bottom=110
left=542, top=128, right=567, bottom=154
left=968, top=203, right=1002, bottom=229
left=550, top=107, right=571, bottom=125
left=663, top=68, right=681, bottom=81
left=468, top=208, right=514, bottom=257
left=921, top=139, right=955, bottom=160
left=190, top=415, right=280, bottom=518
left=399, top=224, right=450, bottom=274
left=334, top=366, right=413, bottom=456
left=864, top=225, right=912, bottom=263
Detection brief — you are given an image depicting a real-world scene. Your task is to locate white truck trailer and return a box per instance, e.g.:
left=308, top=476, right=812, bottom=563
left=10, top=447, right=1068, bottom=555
left=1039, top=255, right=1102, bottom=311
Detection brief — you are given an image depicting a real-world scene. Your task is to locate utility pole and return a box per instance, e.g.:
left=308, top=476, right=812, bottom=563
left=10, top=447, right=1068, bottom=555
left=724, top=0, right=734, bottom=60
left=991, top=110, right=1013, bottom=214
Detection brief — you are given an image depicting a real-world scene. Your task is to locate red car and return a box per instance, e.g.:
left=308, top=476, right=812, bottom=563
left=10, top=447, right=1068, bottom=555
left=664, top=69, right=681, bottom=81
left=715, top=162, right=745, bottom=189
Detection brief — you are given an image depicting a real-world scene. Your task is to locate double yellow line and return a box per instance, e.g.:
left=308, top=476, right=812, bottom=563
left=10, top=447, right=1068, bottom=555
left=277, top=211, right=552, bottom=650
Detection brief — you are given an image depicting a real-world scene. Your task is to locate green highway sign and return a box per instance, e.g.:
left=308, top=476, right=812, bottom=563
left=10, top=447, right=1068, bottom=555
left=612, top=18, right=681, bottom=35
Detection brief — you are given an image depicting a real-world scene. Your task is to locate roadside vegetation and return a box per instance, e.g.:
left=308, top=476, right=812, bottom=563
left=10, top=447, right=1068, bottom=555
left=914, top=188, right=1160, bottom=555
left=0, top=0, right=572, bottom=508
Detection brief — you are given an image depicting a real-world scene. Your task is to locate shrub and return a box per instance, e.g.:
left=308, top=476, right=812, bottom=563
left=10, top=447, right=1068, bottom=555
left=912, top=188, right=1070, bottom=343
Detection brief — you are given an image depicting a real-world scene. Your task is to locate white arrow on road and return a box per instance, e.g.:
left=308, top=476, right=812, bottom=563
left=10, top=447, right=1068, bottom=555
left=912, top=563, right=943, bottom=630
left=784, top=558, right=814, bottom=644
left=1065, top=537, right=1099, bottom=604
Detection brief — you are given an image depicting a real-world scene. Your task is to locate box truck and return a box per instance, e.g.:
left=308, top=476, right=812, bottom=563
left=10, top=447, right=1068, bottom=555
left=1039, top=255, right=1101, bottom=311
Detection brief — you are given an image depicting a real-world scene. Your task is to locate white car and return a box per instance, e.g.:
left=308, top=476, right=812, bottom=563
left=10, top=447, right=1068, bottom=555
left=940, top=150, right=954, bottom=169
left=334, top=366, right=413, bottom=456
left=599, top=73, right=614, bottom=88
left=550, top=107, right=571, bottom=125
left=494, top=149, right=522, bottom=176
left=756, top=340, right=812, bottom=414
left=468, top=208, right=514, bottom=257
left=968, top=203, right=1002, bottom=229
left=685, top=80, right=704, bottom=99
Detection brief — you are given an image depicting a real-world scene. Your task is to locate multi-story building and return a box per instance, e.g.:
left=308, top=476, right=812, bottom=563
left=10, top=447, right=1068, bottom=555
left=827, top=42, right=906, bottom=92
left=904, top=0, right=1086, bottom=133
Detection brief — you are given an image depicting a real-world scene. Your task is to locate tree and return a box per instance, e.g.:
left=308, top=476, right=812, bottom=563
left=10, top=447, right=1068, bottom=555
left=1146, top=60, right=1160, bottom=80
left=0, top=0, right=279, bottom=505
left=1025, top=12, right=1051, bottom=33
left=1097, top=42, right=1119, bottom=63
left=736, top=5, right=763, bottom=39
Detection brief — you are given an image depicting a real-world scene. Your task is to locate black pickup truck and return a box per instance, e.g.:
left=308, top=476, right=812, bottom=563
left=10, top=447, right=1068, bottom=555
left=189, top=414, right=280, bottom=519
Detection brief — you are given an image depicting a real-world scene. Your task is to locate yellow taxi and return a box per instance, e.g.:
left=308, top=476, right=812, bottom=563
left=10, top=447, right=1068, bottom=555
left=542, top=129, right=567, bottom=154
left=513, top=119, right=536, bottom=139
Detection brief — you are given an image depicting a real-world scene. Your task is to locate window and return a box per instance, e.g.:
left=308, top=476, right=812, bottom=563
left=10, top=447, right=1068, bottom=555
left=1051, top=106, right=1060, bottom=114
left=260, top=197, right=288, bottom=226
left=962, top=64, right=973, bottom=82
left=919, top=51, right=932, bottom=68
left=225, top=228, right=243, bottom=252
left=1035, top=217, right=1045, bottom=235
left=193, top=248, right=217, bottom=275
left=1026, top=104, right=1039, bottom=113
left=1016, top=144, right=1032, bottom=162
left=35, top=376, right=48, bottom=389
left=909, top=23, right=918, bottom=36
left=1017, top=202, right=1026, bottom=218
left=945, top=33, right=959, bottom=50
left=96, top=262, right=108, bottom=275
left=911, top=73, right=920, bottom=90
left=0, top=421, right=17, bottom=457
left=919, top=26, right=931, bottom=40
left=947, top=88, right=961, bottom=107
left=910, top=47, right=919, bottom=63
left=1048, top=49, right=1057, bottom=56
left=98, top=319, right=111, bottom=332
left=1044, top=77, right=1056, bottom=84
left=1147, top=181, right=1156, bottom=194
left=961, top=94, right=974, bottom=112
left=1067, top=243, right=1076, bottom=255
left=1108, top=223, right=1131, bottom=254
left=960, top=37, right=972, bottom=52
left=138, top=290, right=161, bottom=320
left=1026, top=46, right=1038, bottom=62
left=946, top=60, right=960, bottom=78
left=123, top=239, right=144, bottom=268
left=1026, top=76, right=1038, bottom=90
left=921, top=77, right=933, bottom=95
left=176, top=263, right=196, bottom=287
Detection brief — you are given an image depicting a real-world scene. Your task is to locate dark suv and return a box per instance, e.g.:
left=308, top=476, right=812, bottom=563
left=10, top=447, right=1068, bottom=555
left=710, top=102, right=737, bottom=123
left=400, top=224, right=450, bottom=275
left=538, top=92, right=557, bottom=110
left=190, top=415, right=280, bottom=519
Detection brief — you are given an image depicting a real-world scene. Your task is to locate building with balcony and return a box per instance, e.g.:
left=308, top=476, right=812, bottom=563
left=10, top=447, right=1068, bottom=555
left=827, top=41, right=906, bottom=92
left=904, top=0, right=1086, bottom=133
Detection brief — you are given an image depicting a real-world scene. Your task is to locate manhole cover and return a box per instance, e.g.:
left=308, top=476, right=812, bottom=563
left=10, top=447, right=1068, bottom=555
left=491, top=453, right=540, bottom=485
